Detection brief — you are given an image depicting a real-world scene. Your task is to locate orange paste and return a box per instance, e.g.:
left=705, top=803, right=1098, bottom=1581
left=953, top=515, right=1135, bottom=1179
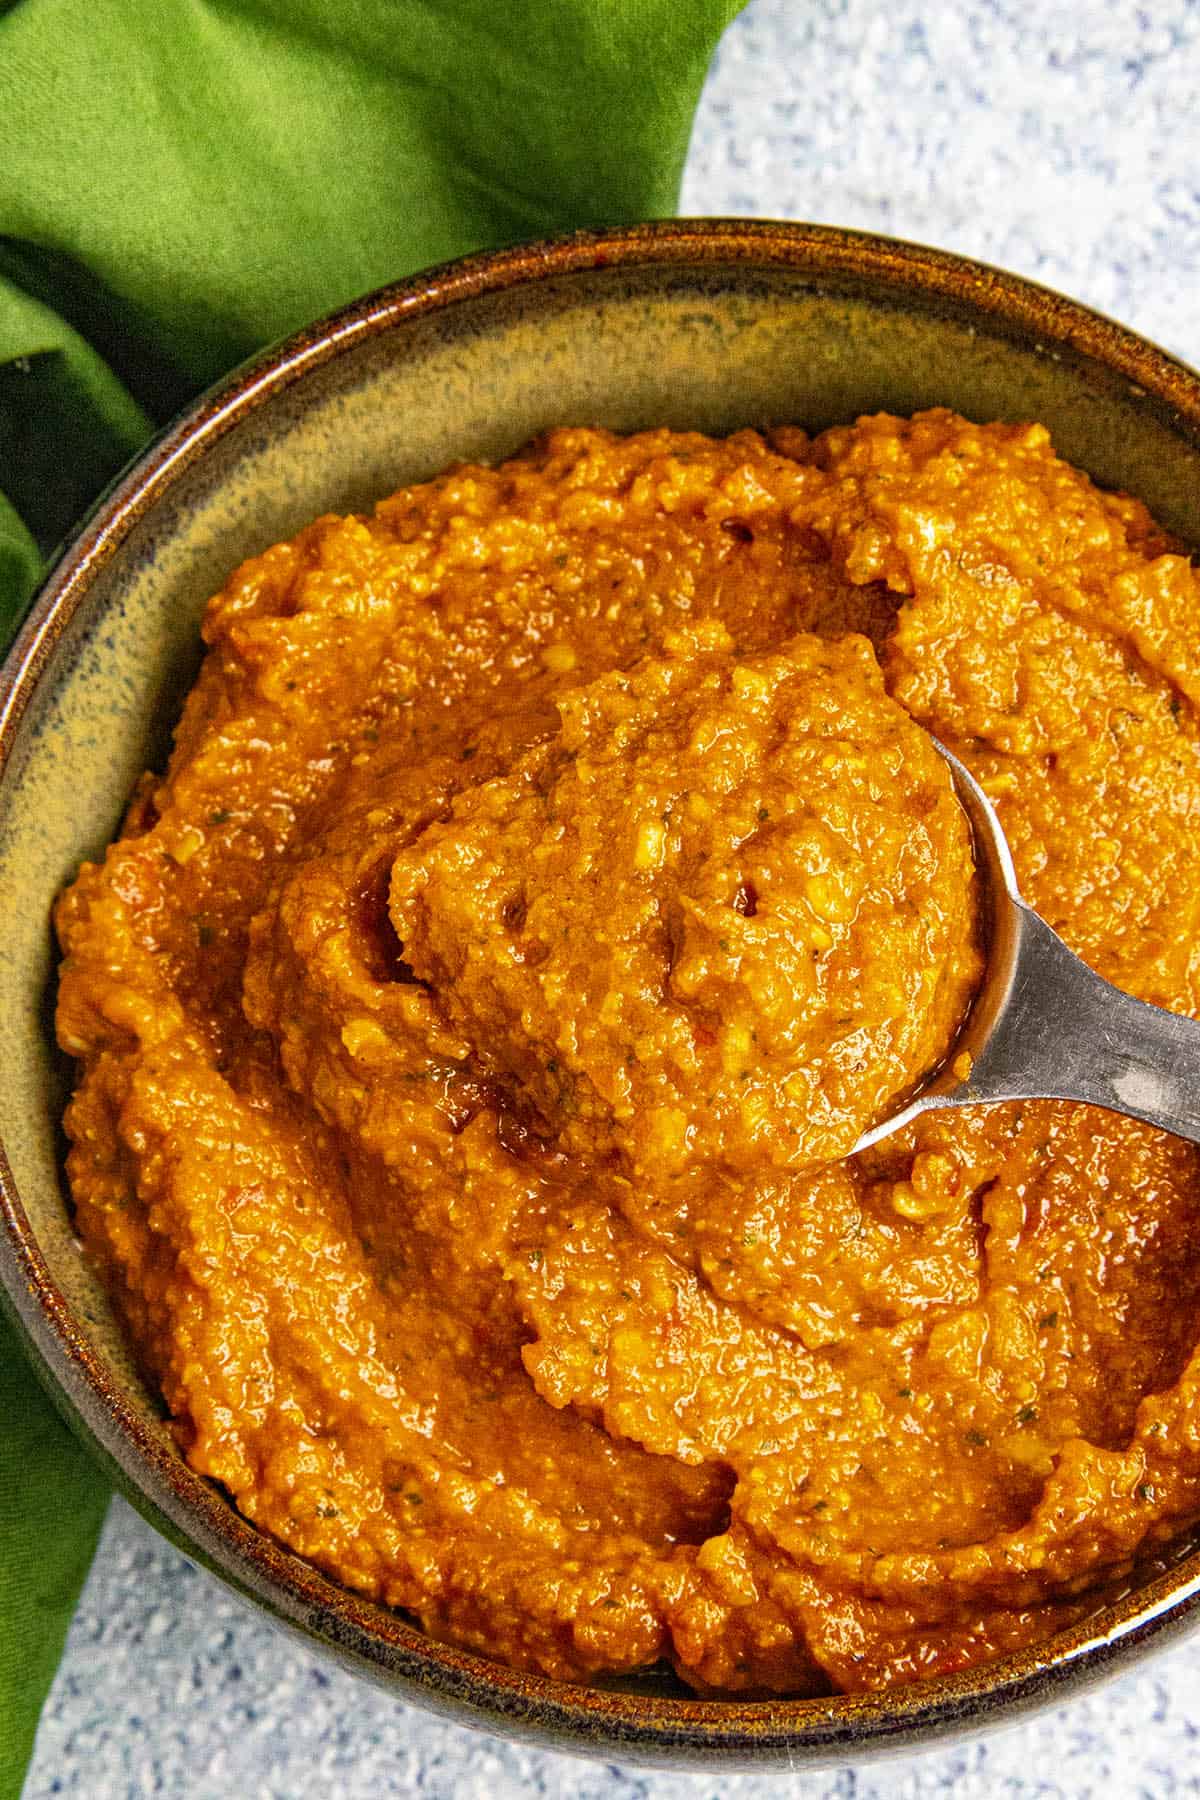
left=56, top=411, right=1200, bottom=1694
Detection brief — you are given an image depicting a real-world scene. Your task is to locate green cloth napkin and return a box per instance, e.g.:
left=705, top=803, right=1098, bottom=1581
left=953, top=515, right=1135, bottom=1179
left=0, top=2, right=744, bottom=1789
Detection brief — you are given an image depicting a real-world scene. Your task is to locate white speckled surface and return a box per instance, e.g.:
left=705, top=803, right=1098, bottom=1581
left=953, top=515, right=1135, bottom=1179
left=24, top=1, right=1200, bottom=1792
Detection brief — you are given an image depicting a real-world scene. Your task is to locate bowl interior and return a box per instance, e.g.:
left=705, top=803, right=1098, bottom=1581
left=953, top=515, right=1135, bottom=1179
left=4, top=229, right=1200, bottom=1763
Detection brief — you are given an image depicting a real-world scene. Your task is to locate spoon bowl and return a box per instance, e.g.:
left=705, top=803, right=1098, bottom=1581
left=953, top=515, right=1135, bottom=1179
left=856, top=739, right=1200, bottom=1152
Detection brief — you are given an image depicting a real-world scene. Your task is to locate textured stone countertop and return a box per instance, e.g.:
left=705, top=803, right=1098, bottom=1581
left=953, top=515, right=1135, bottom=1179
left=24, top=1, right=1200, bottom=1793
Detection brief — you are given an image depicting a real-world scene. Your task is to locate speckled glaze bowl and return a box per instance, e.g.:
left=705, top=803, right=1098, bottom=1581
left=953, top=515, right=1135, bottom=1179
left=4, top=221, right=1200, bottom=1769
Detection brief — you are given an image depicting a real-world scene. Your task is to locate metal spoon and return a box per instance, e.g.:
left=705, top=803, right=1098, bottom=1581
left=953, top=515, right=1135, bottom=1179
left=854, top=740, right=1200, bottom=1153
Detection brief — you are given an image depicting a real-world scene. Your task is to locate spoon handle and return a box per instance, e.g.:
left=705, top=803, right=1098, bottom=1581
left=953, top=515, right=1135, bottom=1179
left=952, top=902, right=1200, bottom=1144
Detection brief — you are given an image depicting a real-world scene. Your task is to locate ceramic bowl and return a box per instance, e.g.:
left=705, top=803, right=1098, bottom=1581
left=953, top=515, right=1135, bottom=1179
left=3, top=221, right=1200, bottom=1770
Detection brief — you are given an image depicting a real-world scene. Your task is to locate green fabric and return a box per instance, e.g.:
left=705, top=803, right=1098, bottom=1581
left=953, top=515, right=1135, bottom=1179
left=0, top=1313, right=109, bottom=1800
left=0, top=2, right=744, bottom=1790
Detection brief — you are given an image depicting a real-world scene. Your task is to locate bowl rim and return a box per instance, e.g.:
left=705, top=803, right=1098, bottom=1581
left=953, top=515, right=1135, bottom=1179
left=4, top=217, right=1200, bottom=1766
